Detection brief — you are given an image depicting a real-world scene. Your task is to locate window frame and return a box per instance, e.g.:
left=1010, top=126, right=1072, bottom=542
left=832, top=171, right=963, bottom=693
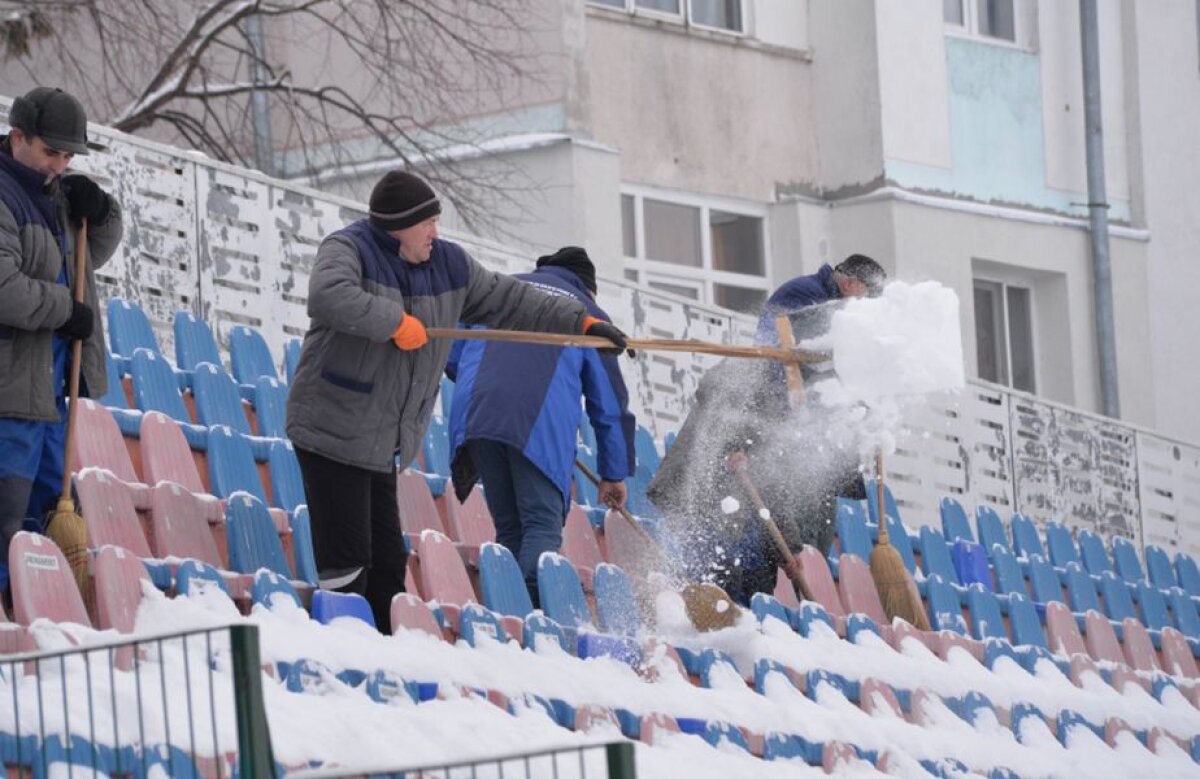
left=973, top=275, right=1039, bottom=394
left=621, top=185, right=771, bottom=310
left=944, top=0, right=1023, bottom=48
left=586, top=0, right=746, bottom=36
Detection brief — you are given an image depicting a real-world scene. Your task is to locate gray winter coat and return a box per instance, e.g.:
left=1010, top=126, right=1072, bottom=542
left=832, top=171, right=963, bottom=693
left=0, top=152, right=122, bottom=421
left=286, top=222, right=589, bottom=472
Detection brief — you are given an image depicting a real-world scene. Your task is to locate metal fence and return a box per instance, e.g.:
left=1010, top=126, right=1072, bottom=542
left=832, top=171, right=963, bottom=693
left=291, top=742, right=636, bottom=779
left=0, top=623, right=272, bottom=777
left=2, top=96, right=1198, bottom=560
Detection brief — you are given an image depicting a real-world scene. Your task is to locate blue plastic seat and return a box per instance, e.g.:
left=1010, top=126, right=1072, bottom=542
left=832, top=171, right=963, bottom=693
left=537, top=553, right=593, bottom=630
left=421, top=415, right=451, bottom=476
left=753, top=658, right=795, bottom=695
left=312, top=589, right=374, bottom=628
left=1009, top=702, right=1049, bottom=743
left=763, top=733, right=822, bottom=764
left=283, top=338, right=302, bottom=385
left=633, top=425, right=660, bottom=474
left=253, top=569, right=301, bottom=610
left=965, top=585, right=1008, bottom=642
left=175, top=559, right=230, bottom=598
left=1176, top=553, right=1200, bottom=598
left=939, top=496, right=975, bottom=544
left=805, top=668, right=859, bottom=702
left=36, top=734, right=116, bottom=778
left=951, top=540, right=991, bottom=590
left=97, top=347, right=131, bottom=408
left=572, top=448, right=599, bottom=507
left=289, top=506, right=319, bottom=587
left=174, top=311, right=222, bottom=372
left=459, top=602, right=506, bottom=646
left=208, top=425, right=271, bottom=506
left=835, top=498, right=872, bottom=560
left=1056, top=709, right=1104, bottom=744
left=107, top=297, right=162, bottom=362
left=1063, top=563, right=1103, bottom=615
left=254, top=376, right=289, bottom=439
left=926, top=575, right=967, bottom=634
left=918, top=526, right=960, bottom=586
left=192, top=362, right=272, bottom=460
left=1168, top=588, right=1200, bottom=638
left=593, top=563, right=643, bottom=636
left=1026, top=554, right=1064, bottom=605
left=268, top=440, right=306, bottom=514
left=846, top=613, right=883, bottom=643
left=750, top=592, right=797, bottom=630
left=945, top=691, right=995, bottom=726
left=703, top=721, right=749, bottom=753
left=130, top=347, right=206, bottom=448
left=478, top=543, right=534, bottom=619
left=1145, top=544, right=1177, bottom=589
left=1111, top=536, right=1145, bottom=584
left=1077, top=530, right=1113, bottom=577
left=229, top=325, right=278, bottom=385
left=698, top=648, right=741, bottom=689
left=437, top=375, right=454, bottom=417
left=1010, top=513, right=1045, bottom=559
left=224, top=492, right=293, bottom=579
left=990, top=545, right=1028, bottom=600
left=577, top=416, right=597, bottom=458
left=1044, top=521, right=1079, bottom=568
left=663, top=430, right=677, bottom=453
left=1007, top=592, right=1048, bottom=650
left=975, top=504, right=1012, bottom=559
left=1097, top=571, right=1137, bottom=622
left=796, top=602, right=836, bottom=637
left=1135, top=581, right=1172, bottom=633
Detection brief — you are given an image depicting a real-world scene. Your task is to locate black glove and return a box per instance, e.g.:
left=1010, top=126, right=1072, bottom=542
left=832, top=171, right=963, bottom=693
left=584, top=319, right=633, bottom=357
left=56, top=300, right=94, bottom=341
left=61, top=175, right=111, bottom=226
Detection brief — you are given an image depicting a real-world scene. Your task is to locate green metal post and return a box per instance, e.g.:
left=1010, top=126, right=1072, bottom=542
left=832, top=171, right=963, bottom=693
left=605, top=742, right=637, bottom=779
left=230, top=624, right=276, bottom=776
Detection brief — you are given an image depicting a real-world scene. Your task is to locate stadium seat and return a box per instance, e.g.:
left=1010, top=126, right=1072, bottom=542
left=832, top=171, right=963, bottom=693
left=253, top=377, right=288, bottom=439
left=229, top=325, right=278, bottom=385
left=1063, top=563, right=1104, bottom=616
left=750, top=592, right=796, bottom=631
left=1121, top=618, right=1161, bottom=673
left=224, top=492, right=293, bottom=581
left=130, top=348, right=206, bottom=448
left=561, top=504, right=603, bottom=591
left=108, top=297, right=163, bottom=364
left=835, top=554, right=892, bottom=639
left=964, top=586, right=1008, bottom=643
left=421, top=415, right=451, bottom=477
left=1008, top=592, right=1050, bottom=651
left=72, top=399, right=151, bottom=508
left=207, top=425, right=288, bottom=529
left=92, top=545, right=151, bottom=635
left=593, top=563, right=643, bottom=636
left=1025, top=554, right=1065, bottom=606
left=415, top=530, right=477, bottom=633
left=1044, top=521, right=1079, bottom=569
left=140, top=411, right=208, bottom=496
left=1010, top=513, right=1045, bottom=559
left=76, top=468, right=154, bottom=559
left=478, top=542, right=533, bottom=620
left=148, top=481, right=224, bottom=567
left=918, top=526, right=961, bottom=587
left=989, top=545, right=1028, bottom=600
left=859, top=678, right=904, bottom=719
left=1161, top=628, right=1199, bottom=678
left=311, top=589, right=374, bottom=628
left=1167, top=588, right=1200, bottom=639
left=7, top=532, right=90, bottom=627
left=703, top=721, right=750, bottom=753
left=396, top=470, right=447, bottom=538
left=975, top=504, right=1012, bottom=559
left=288, top=507, right=319, bottom=587
left=439, top=484, right=493, bottom=567
left=459, top=602, right=507, bottom=646
left=951, top=540, right=991, bottom=590
left=1082, top=610, right=1126, bottom=666
left=95, top=348, right=137, bottom=420
left=1135, top=581, right=1173, bottom=634
left=174, top=559, right=231, bottom=599
left=283, top=338, right=302, bottom=385
left=633, top=425, right=660, bottom=474
left=926, top=575, right=968, bottom=634
left=268, top=440, right=306, bottom=514
left=1144, top=544, right=1177, bottom=589
left=835, top=499, right=872, bottom=560
left=389, top=592, right=444, bottom=640
left=1097, top=571, right=1137, bottom=623
left=192, top=362, right=271, bottom=460
left=602, top=509, right=657, bottom=582
left=1077, top=530, right=1114, bottom=577
left=1111, top=536, right=1145, bottom=584
left=1175, top=553, right=1200, bottom=598
left=173, top=311, right=223, bottom=373
left=939, top=496, right=975, bottom=544
left=537, top=552, right=594, bottom=632
left=798, top=545, right=847, bottom=628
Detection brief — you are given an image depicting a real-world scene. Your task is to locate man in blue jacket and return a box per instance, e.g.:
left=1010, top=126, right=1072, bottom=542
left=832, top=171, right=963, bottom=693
left=446, top=247, right=637, bottom=606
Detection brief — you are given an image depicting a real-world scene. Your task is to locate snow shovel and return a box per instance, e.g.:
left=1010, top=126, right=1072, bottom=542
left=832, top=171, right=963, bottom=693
left=45, top=219, right=91, bottom=597
left=729, top=459, right=816, bottom=603
left=574, top=459, right=742, bottom=632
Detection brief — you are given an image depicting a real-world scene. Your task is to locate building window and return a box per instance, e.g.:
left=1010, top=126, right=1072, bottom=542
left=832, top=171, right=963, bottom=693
left=587, top=0, right=744, bottom=33
left=622, top=187, right=768, bottom=313
left=974, top=278, right=1036, bottom=392
left=945, top=0, right=1016, bottom=43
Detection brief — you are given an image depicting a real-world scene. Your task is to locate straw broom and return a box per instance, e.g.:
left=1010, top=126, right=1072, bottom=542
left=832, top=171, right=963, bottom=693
left=869, top=449, right=930, bottom=630
left=44, top=219, right=91, bottom=598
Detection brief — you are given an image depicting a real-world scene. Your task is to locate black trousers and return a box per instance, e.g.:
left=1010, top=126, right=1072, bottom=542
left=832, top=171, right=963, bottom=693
left=294, top=446, right=407, bottom=633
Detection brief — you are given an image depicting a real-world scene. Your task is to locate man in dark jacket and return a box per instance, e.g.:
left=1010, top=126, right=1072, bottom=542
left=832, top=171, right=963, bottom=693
left=445, top=247, right=637, bottom=606
left=286, top=173, right=627, bottom=631
left=0, top=87, right=123, bottom=571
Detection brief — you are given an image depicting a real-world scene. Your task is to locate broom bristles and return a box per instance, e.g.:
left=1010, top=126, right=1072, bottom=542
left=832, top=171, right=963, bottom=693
left=45, top=497, right=90, bottom=597
left=869, top=542, right=930, bottom=631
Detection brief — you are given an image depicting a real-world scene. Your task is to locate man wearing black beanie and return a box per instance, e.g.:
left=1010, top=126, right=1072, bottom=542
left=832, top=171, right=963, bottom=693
left=445, top=246, right=636, bottom=606
left=287, top=170, right=630, bottom=631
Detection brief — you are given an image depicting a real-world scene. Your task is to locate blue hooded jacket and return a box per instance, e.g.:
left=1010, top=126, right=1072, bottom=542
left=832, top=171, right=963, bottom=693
left=445, top=265, right=636, bottom=511
left=754, top=263, right=839, bottom=346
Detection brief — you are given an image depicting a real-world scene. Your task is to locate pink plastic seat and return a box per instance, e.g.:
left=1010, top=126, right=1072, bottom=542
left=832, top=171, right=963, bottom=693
left=149, top=481, right=224, bottom=567
left=441, top=485, right=495, bottom=546
left=8, top=532, right=91, bottom=628
left=1083, top=610, right=1126, bottom=665
left=639, top=713, right=680, bottom=745
left=798, top=545, right=847, bottom=620
left=73, top=399, right=150, bottom=509
left=1161, top=627, right=1199, bottom=679
left=93, top=546, right=150, bottom=634
left=563, top=505, right=604, bottom=592
left=772, top=567, right=801, bottom=609
left=575, top=704, right=621, bottom=734
left=836, top=553, right=895, bottom=641
left=415, top=530, right=477, bottom=633
left=890, top=620, right=938, bottom=656
left=141, top=411, right=206, bottom=493
left=1045, top=601, right=1088, bottom=657
left=390, top=592, right=445, bottom=640
left=397, top=470, right=447, bottom=537
left=823, top=742, right=862, bottom=773
left=75, top=468, right=153, bottom=558
left=1121, top=618, right=1161, bottom=673
left=860, top=678, right=904, bottom=718
left=602, top=509, right=658, bottom=581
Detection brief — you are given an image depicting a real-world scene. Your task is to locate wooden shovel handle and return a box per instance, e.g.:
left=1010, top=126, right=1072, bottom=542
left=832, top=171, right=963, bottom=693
left=731, top=465, right=816, bottom=603
left=427, top=327, right=828, bottom=365
left=61, top=219, right=88, bottom=501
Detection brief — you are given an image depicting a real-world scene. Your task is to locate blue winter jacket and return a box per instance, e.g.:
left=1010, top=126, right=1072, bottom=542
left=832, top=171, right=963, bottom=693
left=446, top=265, right=637, bottom=512
left=754, top=263, right=839, bottom=346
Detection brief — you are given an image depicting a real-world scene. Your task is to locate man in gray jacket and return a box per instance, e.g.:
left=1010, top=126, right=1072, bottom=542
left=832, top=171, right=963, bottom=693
left=287, top=169, right=626, bottom=631
left=0, top=87, right=123, bottom=571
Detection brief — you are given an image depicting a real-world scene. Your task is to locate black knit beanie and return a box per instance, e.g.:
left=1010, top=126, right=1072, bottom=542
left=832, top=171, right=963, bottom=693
left=536, top=246, right=596, bottom=294
left=369, top=170, right=441, bottom=231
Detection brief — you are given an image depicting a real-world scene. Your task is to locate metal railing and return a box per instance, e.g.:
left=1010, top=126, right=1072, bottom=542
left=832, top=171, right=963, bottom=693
left=0, top=623, right=272, bottom=777
left=291, top=741, right=637, bottom=779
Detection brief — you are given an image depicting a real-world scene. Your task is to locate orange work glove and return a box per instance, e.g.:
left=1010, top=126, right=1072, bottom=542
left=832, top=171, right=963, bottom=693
left=582, top=315, right=629, bottom=355
left=391, top=314, right=428, bottom=350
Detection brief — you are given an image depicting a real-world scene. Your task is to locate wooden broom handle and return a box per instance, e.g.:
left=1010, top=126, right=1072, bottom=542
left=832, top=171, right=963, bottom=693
left=875, top=448, right=889, bottom=546
left=426, top=327, right=828, bottom=365
left=731, top=465, right=816, bottom=603
left=61, top=219, right=88, bottom=500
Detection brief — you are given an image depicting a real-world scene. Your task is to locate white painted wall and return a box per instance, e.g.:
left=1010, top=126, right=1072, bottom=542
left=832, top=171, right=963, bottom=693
left=752, top=0, right=809, bottom=51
